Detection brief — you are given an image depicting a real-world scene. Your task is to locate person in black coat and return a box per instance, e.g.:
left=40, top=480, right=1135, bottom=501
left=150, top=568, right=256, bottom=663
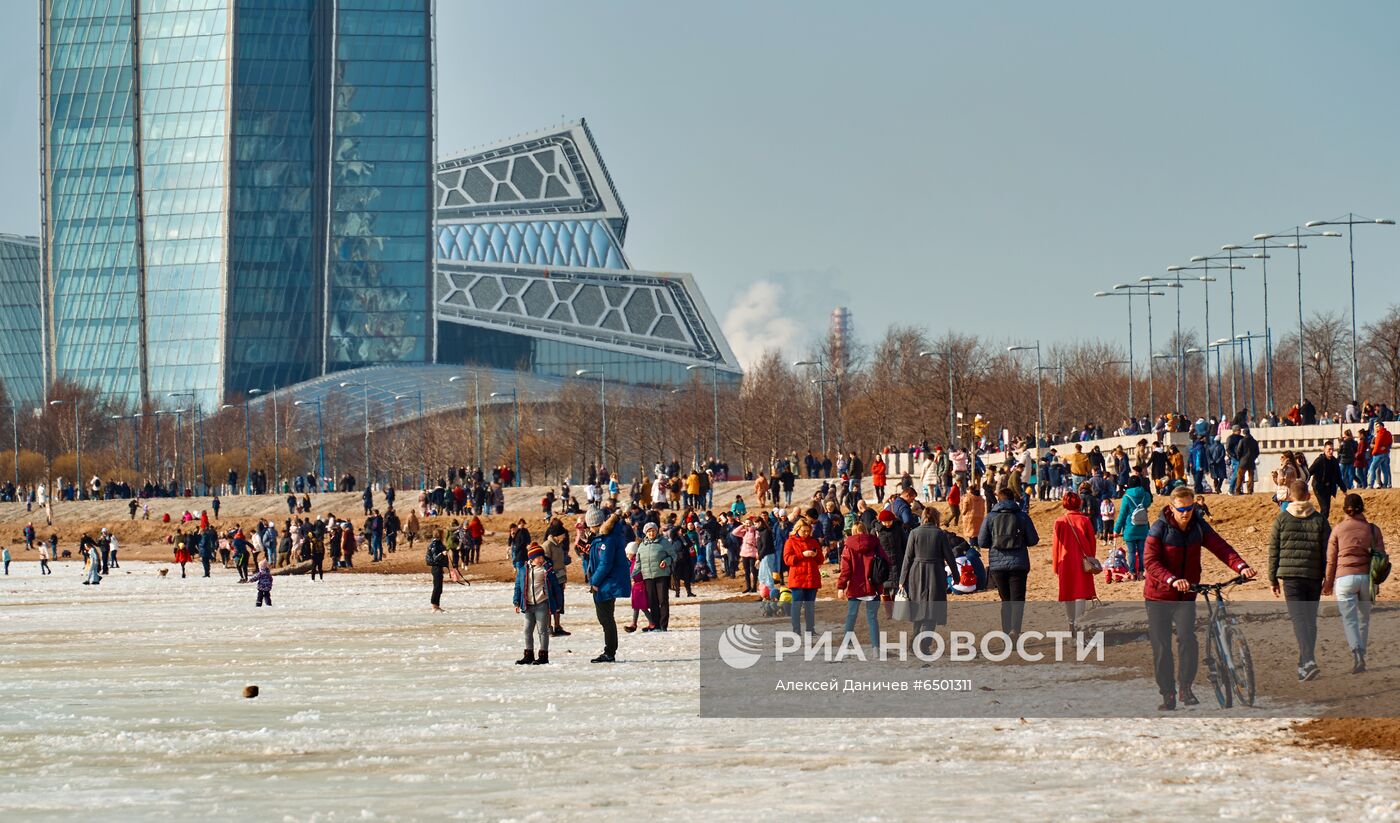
left=1309, top=442, right=1343, bottom=520
left=896, top=507, right=962, bottom=650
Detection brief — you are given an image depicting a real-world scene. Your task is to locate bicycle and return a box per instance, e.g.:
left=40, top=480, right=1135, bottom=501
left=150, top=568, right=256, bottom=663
left=1191, top=574, right=1254, bottom=708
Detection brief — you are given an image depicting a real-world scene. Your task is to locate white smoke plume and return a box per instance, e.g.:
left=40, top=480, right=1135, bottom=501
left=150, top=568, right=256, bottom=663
left=721, top=279, right=805, bottom=368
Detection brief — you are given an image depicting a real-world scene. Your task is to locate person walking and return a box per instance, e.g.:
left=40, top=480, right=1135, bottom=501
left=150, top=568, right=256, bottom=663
left=426, top=529, right=448, bottom=612
left=977, top=487, right=1039, bottom=637
left=513, top=544, right=562, bottom=665
left=199, top=525, right=217, bottom=578
left=1268, top=480, right=1331, bottom=681
left=1309, top=442, right=1343, bottom=521
left=837, top=521, right=889, bottom=647
left=173, top=529, right=192, bottom=578
left=582, top=507, right=631, bottom=663
left=783, top=518, right=823, bottom=637
left=1143, top=486, right=1256, bottom=710
left=1113, top=476, right=1154, bottom=580
left=897, top=507, right=960, bottom=648
left=309, top=528, right=326, bottom=581
left=2, top=546, right=9, bottom=575
left=634, top=521, right=676, bottom=632
left=38, top=538, right=52, bottom=575
left=250, top=561, right=274, bottom=607
left=623, top=541, right=654, bottom=633
left=961, top=482, right=986, bottom=547
left=1324, top=493, right=1381, bottom=673
left=1053, top=492, right=1098, bottom=634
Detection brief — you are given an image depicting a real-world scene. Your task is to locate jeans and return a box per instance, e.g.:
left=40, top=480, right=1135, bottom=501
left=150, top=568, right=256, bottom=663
left=1125, top=539, right=1145, bottom=576
left=1334, top=573, right=1372, bottom=654
left=1146, top=600, right=1197, bottom=697
left=1228, top=460, right=1240, bottom=494
left=1368, top=453, right=1391, bottom=488
left=844, top=598, right=880, bottom=647
left=789, top=587, right=817, bottom=635
left=1192, top=469, right=1205, bottom=495
left=523, top=603, right=550, bottom=652
left=1281, top=577, right=1322, bottom=668
left=989, top=569, right=1028, bottom=634
left=1340, top=464, right=1354, bottom=490
left=742, top=557, right=757, bottom=591
left=594, top=599, right=619, bottom=656
left=201, top=552, right=212, bottom=577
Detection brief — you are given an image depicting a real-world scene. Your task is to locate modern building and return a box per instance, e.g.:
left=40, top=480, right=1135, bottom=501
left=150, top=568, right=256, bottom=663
left=433, top=120, right=741, bottom=385
left=39, top=0, right=435, bottom=410
left=0, top=235, right=43, bottom=406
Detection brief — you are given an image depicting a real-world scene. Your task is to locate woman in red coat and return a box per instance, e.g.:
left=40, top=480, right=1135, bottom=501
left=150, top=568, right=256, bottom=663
left=782, top=518, right=823, bottom=636
left=837, top=522, right=890, bottom=646
left=1053, top=491, right=1098, bottom=633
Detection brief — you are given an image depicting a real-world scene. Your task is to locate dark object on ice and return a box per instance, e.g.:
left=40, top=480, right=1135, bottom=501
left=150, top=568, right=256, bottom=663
left=243, top=685, right=259, bottom=699
left=271, top=560, right=312, bottom=576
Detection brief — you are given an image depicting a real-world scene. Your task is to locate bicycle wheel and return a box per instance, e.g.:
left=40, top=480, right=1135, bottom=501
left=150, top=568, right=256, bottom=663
left=1227, top=627, right=1255, bottom=707
left=1207, top=621, right=1233, bottom=709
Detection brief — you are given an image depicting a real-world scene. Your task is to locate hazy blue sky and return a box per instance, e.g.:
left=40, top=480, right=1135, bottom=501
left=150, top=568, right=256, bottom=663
left=5, top=1, right=1398, bottom=365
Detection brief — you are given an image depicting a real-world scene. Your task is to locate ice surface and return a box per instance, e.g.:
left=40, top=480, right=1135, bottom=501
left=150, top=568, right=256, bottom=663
left=2, top=564, right=1397, bottom=821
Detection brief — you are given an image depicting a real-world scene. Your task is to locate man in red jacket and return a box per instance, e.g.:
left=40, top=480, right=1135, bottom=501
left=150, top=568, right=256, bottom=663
left=1143, top=486, right=1257, bottom=710
left=1367, top=424, right=1392, bottom=489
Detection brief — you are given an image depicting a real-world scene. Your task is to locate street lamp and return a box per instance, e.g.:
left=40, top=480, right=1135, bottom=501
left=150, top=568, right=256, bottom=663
left=394, top=391, right=426, bottom=491
left=489, top=390, right=521, bottom=486
left=1305, top=215, right=1396, bottom=399
left=339, top=381, right=372, bottom=489
left=1234, top=331, right=1271, bottom=420
left=293, top=399, right=325, bottom=488
left=685, top=363, right=722, bottom=466
left=1141, top=275, right=1191, bottom=415
left=1095, top=286, right=1167, bottom=420
left=1006, top=342, right=1044, bottom=443
left=1170, top=260, right=1236, bottom=418
left=575, top=369, right=607, bottom=472
left=448, top=374, right=483, bottom=469
left=793, top=359, right=832, bottom=454
left=219, top=400, right=254, bottom=495
left=48, top=399, right=81, bottom=498
left=168, top=392, right=202, bottom=494
left=917, top=350, right=958, bottom=445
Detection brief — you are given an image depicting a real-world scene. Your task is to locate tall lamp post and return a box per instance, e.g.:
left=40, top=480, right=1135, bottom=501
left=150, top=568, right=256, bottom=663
left=394, top=391, right=426, bottom=490
left=339, top=381, right=372, bottom=488
left=48, top=400, right=81, bottom=498
left=1254, top=226, right=1338, bottom=405
left=448, top=373, right=483, bottom=468
left=1168, top=261, right=1235, bottom=418
left=575, top=369, right=608, bottom=472
left=1007, top=342, right=1043, bottom=445
left=0, top=404, right=20, bottom=488
left=685, top=363, right=722, bottom=466
left=793, top=359, right=831, bottom=454
left=489, top=390, right=522, bottom=486
left=1234, top=331, right=1270, bottom=421
left=293, top=399, right=325, bottom=489
left=1305, top=215, right=1396, bottom=400
left=917, top=349, right=957, bottom=445
left=1115, top=282, right=1177, bottom=418
left=219, top=400, right=254, bottom=495
left=167, top=392, right=202, bottom=493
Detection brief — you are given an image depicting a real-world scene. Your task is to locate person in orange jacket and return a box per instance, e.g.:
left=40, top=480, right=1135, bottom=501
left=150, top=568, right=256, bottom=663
left=871, top=455, right=888, bottom=504
left=782, top=518, right=823, bottom=636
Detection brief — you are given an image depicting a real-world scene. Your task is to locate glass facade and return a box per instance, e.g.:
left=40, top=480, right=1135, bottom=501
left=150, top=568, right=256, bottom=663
left=43, top=0, right=144, bottom=404
left=42, top=0, right=433, bottom=408
left=436, top=220, right=627, bottom=269
left=327, top=0, right=432, bottom=370
left=137, top=0, right=229, bottom=407
left=227, top=0, right=322, bottom=393
left=0, top=236, right=44, bottom=406
left=437, top=323, right=721, bottom=386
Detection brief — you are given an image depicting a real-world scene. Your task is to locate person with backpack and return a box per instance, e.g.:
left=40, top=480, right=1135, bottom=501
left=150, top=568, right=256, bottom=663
left=897, top=506, right=962, bottom=648
left=838, top=521, right=890, bottom=647
left=1143, top=486, right=1256, bottom=710
left=1268, top=480, right=1331, bottom=681
left=1324, top=493, right=1386, bottom=673
left=426, top=529, right=448, bottom=612
left=1113, top=476, right=1154, bottom=580
left=977, top=487, right=1039, bottom=637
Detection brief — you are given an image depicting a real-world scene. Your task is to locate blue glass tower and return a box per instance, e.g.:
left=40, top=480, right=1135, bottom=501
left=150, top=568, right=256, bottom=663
left=0, top=235, right=43, bottom=406
left=41, top=0, right=434, bottom=410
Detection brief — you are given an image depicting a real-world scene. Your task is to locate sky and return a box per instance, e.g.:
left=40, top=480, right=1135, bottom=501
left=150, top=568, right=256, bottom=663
left=4, top=1, right=1399, bottom=367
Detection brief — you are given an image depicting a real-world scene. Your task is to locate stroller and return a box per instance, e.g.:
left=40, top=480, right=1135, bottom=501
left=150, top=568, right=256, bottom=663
left=1102, top=546, right=1133, bottom=584
left=757, top=553, right=788, bottom=617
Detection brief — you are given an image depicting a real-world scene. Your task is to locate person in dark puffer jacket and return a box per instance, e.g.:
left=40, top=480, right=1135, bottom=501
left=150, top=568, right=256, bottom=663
left=1268, top=480, right=1331, bottom=681
left=977, top=487, right=1040, bottom=636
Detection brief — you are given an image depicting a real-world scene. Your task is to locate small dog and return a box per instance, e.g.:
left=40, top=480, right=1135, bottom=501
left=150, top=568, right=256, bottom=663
left=60, top=550, right=72, bottom=559
left=158, top=568, right=169, bottom=577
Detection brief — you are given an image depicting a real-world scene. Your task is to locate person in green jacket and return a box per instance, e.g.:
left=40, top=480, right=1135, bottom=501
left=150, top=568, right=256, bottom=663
left=1267, top=480, right=1331, bottom=681
left=634, top=522, right=677, bottom=631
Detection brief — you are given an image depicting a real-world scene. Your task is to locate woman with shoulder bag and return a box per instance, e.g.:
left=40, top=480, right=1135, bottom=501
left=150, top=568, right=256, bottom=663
left=1053, top=491, right=1098, bottom=634
left=1324, top=493, right=1384, bottom=673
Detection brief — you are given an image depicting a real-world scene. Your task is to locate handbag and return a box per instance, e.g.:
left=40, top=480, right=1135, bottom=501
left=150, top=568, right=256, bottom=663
left=1080, top=545, right=1103, bottom=574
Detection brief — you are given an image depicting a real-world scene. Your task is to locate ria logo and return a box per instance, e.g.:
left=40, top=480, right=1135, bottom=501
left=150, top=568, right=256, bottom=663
left=717, top=623, right=763, bottom=669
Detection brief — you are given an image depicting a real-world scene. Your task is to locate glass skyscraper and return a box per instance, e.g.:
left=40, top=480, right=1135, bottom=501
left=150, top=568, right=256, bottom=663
left=0, top=235, right=43, bottom=406
left=40, top=0, right=434, bottom=410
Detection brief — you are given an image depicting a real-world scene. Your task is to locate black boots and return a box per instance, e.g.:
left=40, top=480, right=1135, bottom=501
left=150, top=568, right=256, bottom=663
left=1158, top=693, right=1176, bottom=712
left=1353, top=650, right=1367, bottom=674
left=533, top=650, right=549, bottom=665
left=516, top=650, right=535, bottom=665
left=590, top=652, right=615, bottom=663
left=1179, top=687, right=1199, bottom=706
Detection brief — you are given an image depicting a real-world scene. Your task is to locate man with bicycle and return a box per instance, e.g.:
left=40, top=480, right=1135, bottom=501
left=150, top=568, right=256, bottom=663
left=1144, top=486, right=1258, bottom=711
